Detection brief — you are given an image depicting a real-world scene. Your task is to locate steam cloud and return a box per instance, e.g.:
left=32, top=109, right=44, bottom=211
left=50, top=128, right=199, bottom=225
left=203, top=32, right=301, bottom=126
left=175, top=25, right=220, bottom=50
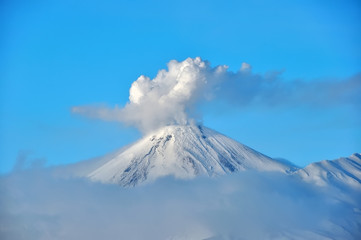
left=72, top=57, right=361, bottom=133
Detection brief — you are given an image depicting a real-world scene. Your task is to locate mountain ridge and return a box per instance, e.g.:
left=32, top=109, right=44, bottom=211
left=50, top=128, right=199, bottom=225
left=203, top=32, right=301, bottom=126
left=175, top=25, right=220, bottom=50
left=296, top=153, right=361, bottom=188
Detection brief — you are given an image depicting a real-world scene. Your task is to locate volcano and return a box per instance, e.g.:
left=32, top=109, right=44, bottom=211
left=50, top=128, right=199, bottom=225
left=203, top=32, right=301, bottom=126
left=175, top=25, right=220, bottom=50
left=74, top=125, right=295, bottom=186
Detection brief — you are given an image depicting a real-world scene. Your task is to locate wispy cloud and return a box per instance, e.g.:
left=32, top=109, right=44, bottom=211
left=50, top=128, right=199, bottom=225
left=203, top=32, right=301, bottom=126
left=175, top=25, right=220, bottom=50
left=72, top=57, right=361, bottom=133
left=12, top=151, right=46, bottom=172
left=1, top=169, right=360, bottom=240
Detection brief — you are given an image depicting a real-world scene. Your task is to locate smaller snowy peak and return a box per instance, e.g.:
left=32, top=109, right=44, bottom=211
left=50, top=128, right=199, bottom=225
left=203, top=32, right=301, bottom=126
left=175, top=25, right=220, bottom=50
left=296, top=153, right=361, bottom=188
left=85, top=124, right=294, bottom=186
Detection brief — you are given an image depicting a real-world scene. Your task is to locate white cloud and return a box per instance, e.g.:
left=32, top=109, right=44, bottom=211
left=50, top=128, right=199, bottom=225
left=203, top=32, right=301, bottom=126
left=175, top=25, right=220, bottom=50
left=1, top=169, right=360, bottom=240
left=240, top=62, right=252, bottom=72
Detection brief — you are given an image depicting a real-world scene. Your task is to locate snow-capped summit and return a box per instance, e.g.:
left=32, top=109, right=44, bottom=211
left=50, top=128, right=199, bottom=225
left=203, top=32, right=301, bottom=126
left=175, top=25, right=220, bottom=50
left=83, top=124, right=295, bottom=186
left=296, top=153, right=361, bottom=188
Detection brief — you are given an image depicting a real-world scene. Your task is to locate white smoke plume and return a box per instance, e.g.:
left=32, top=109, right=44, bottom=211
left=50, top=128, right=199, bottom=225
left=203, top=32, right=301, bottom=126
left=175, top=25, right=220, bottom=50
left=72, top=57, right=227, bottom=133
left=72, top=57, right=361, bottom=133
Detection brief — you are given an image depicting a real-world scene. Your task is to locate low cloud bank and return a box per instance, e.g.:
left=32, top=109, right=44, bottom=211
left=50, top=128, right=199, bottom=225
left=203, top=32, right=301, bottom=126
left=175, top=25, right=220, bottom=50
left=72, top=57, right=361, bottom=133
left=1, top=168, right=360, bottom=240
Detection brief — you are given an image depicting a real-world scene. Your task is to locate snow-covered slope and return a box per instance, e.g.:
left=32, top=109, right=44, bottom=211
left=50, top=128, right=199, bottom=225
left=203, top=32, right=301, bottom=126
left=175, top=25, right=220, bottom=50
left=296, top=153, right=361, bottom=188
left=60, top=124, right=360, bottom=189
left=84, top=125, right=294, bottom=186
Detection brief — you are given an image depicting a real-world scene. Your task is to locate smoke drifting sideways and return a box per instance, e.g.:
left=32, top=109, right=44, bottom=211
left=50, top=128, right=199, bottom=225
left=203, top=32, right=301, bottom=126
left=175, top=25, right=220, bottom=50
left=1, top=168, right=361, bottom=240
left=72, top=57, right=361, bottom=134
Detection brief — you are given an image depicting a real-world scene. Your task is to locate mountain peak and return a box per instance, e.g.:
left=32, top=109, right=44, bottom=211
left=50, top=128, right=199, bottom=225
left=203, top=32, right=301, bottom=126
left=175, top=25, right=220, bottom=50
left=85, top=124, right=293, bottom=186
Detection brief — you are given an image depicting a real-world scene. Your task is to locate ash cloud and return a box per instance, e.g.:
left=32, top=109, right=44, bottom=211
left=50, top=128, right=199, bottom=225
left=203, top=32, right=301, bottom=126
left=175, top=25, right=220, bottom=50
left=72, top=57, right=361, bottom=133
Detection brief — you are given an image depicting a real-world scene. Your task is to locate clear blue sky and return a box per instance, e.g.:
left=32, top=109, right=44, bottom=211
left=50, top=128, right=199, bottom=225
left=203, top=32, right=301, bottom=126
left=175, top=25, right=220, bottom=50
left=1, top=0, right=360, bottom=173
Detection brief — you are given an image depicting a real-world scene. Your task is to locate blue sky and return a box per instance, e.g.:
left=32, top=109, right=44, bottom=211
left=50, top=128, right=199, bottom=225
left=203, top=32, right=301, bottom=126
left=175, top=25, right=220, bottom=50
left=1, top=0, right=360, bottom=173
